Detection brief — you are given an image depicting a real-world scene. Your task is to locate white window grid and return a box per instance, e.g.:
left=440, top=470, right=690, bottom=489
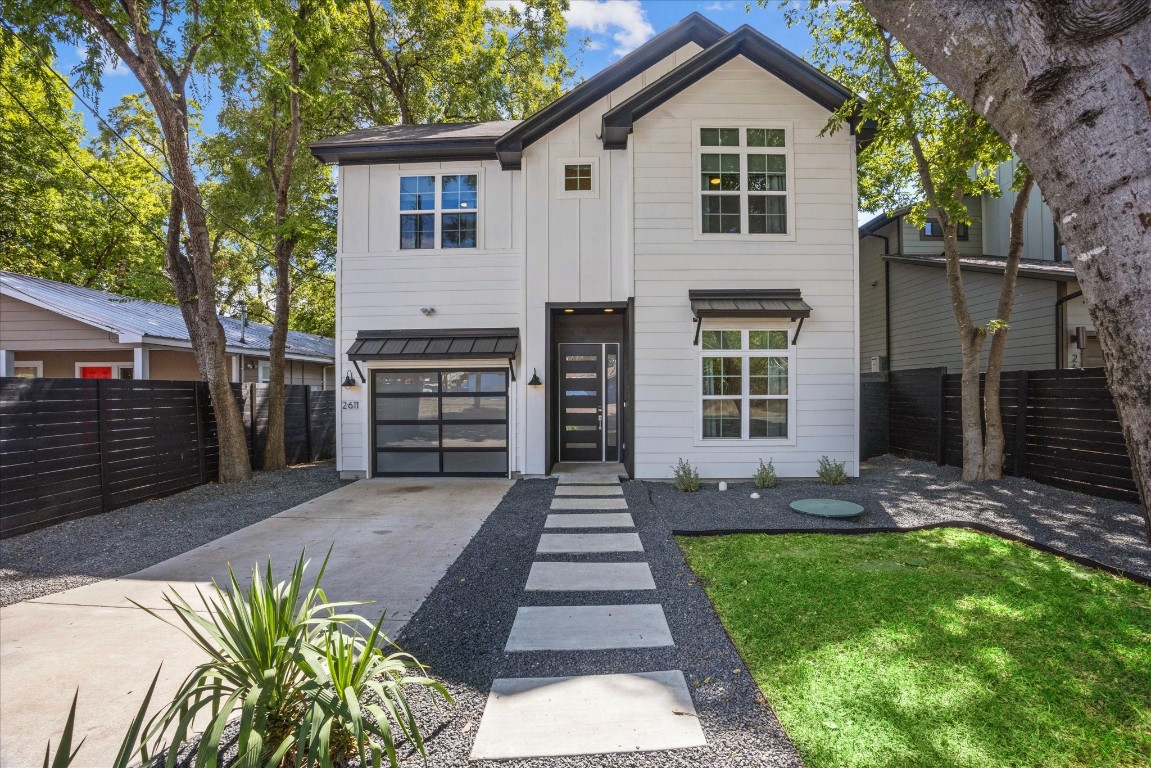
left=398, top=172, right=481, bottom=250
left=699, top=328, right=794, bottom=442
left=693, top=122, right=794, bottom=241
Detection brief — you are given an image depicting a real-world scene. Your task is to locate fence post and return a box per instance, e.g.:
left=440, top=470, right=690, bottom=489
left=1013, top=369, right=1029, bottom=477
left=303, top=386, right=313, bottom=463
left=97, top=379, right=112, bottom=514
left=936, top=367, right=947, bottom=466
left=194, top=382, right=207, bottom=485
left=249, top=383, right=257, bottom=466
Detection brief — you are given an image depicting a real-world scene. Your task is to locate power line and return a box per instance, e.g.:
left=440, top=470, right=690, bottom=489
left=1, top=23, right=334, bottom=285
left=0, top=79, right=170, bottom=251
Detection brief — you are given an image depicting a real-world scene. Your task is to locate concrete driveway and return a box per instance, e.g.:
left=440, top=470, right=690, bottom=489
left=0, top=477, right=512, bottom=767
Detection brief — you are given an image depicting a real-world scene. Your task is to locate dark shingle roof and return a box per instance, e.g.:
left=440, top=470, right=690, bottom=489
left=347, top=328, right=519, bottom=361
left=689, top=289, right=812, bottom=318
left=0, top=271, right=334, bottom=360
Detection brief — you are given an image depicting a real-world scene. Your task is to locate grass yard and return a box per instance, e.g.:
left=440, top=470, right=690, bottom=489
left=679, top=529, right=1151, bottom=768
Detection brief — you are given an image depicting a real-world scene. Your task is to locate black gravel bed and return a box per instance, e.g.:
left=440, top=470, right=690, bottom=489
left=385, top=477, right=805, bottom=768
left=647, top=454, right=1151, bottom=581
left=0, top=462, right=350, bottom=606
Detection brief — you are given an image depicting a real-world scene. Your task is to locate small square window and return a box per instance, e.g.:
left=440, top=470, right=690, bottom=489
left=564, top=164, right=592, bottom=191
left=920, top=218, right=969, bottom=240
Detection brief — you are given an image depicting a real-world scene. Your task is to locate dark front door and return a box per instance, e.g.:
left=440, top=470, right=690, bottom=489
left=558, top=343, right=620, bottom=462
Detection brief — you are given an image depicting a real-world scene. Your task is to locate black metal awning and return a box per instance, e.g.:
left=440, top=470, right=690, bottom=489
left=688, top=290, right=812, bottom=345
left=347, top=328, right=520, bottom=380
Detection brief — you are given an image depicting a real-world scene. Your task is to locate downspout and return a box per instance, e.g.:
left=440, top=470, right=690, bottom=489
left=1055, top=288, right=1083, bottom=369
left=861, top=229, right=893, bottom=369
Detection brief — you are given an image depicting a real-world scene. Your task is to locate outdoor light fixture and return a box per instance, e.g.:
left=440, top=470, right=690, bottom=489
left=527, top=368, right=543, bottom=388
left=603, top=308, right=614, bottom=313
left=563, top=308, right=574, bottom=313
left=341, top=371, right=357, bottom=388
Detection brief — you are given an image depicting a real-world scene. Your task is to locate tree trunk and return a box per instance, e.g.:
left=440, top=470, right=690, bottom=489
left=983, top=170, right=1036, bottom=479
left=863, top=0, right=1151, bottom=533
left=262, top=40, right=303, bottom=472
left=69, top=0, right=252, bottom=482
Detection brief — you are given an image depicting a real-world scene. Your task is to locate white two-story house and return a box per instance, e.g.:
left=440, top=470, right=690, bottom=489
left=312, top=14, right=870, bottom=480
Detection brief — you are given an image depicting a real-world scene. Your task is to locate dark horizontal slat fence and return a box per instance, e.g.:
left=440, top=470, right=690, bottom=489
left=874, top=366, right=1137, bottom=503
left=0, top=379, right=336, bottom=538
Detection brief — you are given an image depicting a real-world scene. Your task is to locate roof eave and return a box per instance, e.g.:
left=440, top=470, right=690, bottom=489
left=601, top=26, right=863, bottom=152
left=309, top=138, right=499, bottom=166
left=883, top=254, right=1078, bottom=283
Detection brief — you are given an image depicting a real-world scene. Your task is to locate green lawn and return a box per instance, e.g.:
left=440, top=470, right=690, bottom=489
left=678, top=529, right=1151, bottom=768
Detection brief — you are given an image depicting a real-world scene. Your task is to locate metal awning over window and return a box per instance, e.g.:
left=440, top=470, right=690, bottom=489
left=689, top=290, right=811, bottom=345
left=346, top=328, right=520, bottom=379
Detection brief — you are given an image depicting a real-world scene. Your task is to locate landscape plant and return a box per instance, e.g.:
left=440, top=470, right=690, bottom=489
left=40, top=668, right=161, bottom=768
left=753, top=459, right=778, bottom=489
left=134, top=550, right=448, bottom=767
left=672, top=458, right=701, bottom=493
left=816, top=456, right=848, bottom=485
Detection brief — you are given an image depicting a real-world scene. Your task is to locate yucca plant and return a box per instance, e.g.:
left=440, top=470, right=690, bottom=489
left=135, top=549, right=449, bottom=768
left=41, top=668, right=161, bottom=768
left=296, top=615, right=452, bottom=768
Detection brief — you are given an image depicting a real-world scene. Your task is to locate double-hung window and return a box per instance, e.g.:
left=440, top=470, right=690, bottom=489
left=698, top=126, right=789, bottom=236
left=701, top=329, right=792, bottom=440
left=399, top=173, right=478, bottom=249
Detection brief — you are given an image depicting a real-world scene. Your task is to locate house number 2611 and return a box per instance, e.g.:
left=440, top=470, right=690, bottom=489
left=342, top=400, right=360, bottom=410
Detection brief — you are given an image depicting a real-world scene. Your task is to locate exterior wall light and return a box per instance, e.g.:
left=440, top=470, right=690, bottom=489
left=341, top=371, right=358, bottom=388
left=603, top=308, right=614, bottom=313
left=563, top=308, right=574, bottom=313
left=527, top=368, right=543, bottom=388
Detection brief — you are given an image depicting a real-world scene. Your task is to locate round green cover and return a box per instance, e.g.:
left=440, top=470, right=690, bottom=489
left=789, top=498, right=865, bottom=518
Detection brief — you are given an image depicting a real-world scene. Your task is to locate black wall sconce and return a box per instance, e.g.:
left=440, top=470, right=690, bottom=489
left=527, top=368, right=543, bottom=388
left=341, top=371, right=358, bottom=388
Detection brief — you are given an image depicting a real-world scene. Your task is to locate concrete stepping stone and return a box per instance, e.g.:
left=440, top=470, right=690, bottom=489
left=556, top=476, right=620, bottom=485
left=526, top=562, right=656, bottom=591
left=554, top=485, right=624, bottom=496
left=469, top=670, right=705, bottom=760
left=505, top=604, right=673, bottom=651
left=537, top=532, right=643, bottom=553
left=551, top=497, right=628, bottom=510
left=545, top=513, right=633, bottom=529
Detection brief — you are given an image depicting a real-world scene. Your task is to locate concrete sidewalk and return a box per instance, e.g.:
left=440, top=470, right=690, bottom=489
left=0, top=477, right=511, bottom=767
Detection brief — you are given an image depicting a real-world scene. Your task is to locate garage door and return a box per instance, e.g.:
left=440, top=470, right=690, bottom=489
left=372, top=369, right=508, bottom=476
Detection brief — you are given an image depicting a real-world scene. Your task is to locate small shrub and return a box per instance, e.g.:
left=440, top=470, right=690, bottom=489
left=753, top=459, right=778, bottom=489
left=817, top=456, right=849, bottom=485
left=136, top=549, right=449, bottom=767
left=672, top=458, right=701, bottom=492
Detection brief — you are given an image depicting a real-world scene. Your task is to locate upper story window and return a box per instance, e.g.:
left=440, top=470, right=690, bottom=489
left=920, top=218, right=969, bottom=240
left=400, top=173, right=478, bottom=249
left=557, top=158, right=599, bottom=199
left=697, top=126, right=789, bottom=236
left=700, top=328, right=793, bottom=441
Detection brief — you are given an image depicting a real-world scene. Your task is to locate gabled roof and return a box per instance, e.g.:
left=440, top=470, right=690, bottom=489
left=601, top=25, right=873, bottom=150
left=883, top=254, right=1078, bottom=282
left=310, top=120, right=520, bottom=166
left=493, top=12, right=726, bottom=169
left=0, top=271, right=335, bottom=361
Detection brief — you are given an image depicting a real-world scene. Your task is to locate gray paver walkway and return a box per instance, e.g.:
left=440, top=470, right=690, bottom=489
left=472, top=465, right=704, bottom=760
left=553, top=485, right=625, bottom=496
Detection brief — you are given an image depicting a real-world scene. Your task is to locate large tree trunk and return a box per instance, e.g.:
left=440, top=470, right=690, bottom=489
left=863, top=0, right=1151, bottom=533
left=69, top=0, right=252, bottom=483
left=263, top=41, right=303, bottom=472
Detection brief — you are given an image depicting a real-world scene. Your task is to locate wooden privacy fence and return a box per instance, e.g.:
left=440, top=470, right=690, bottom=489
left=871, top=367, right=1137, bottom=502
left=0, top=379, right=336, bottom=538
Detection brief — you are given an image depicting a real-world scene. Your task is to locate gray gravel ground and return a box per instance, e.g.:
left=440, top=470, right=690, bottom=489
left=379, top=477, right=805, bottom=768
left=648, top=454, right=1151, bottom=580
left=0, top=462, right=349, bottom=606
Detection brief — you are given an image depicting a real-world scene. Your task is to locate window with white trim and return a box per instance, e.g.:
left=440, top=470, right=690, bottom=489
left=258, top=360, right=271, bottom=383
left=698, top=127, right=788, bottom=235
left=13, top=361, right=42, bottom=378
left=399, top=173, right=478, bottom=249
left=701, top=329, right=791, bottom=440
left=557, top=157, right=599, bottom=199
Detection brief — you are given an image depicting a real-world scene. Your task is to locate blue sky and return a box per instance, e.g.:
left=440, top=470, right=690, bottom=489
left=59, top=1, right=813, bottom=137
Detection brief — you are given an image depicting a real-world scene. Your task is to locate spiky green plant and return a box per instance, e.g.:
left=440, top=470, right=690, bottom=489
left=42, top=668, right=161, bottom=768
left=135, top=549, right=448, bottom=768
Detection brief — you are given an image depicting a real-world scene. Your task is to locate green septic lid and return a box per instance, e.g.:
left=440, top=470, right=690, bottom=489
left=789, top=499, right=865, bottom=518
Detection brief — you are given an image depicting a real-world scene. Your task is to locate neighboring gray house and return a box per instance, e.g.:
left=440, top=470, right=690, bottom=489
left=859, top=157, right=1098, bottom=374
left=0, top=271, right=336, bottom=386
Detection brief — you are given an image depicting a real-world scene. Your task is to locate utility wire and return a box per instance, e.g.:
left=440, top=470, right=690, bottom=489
left=1, top=23, right=334, bottom=285
left=0, top=79, right=170, bottom=251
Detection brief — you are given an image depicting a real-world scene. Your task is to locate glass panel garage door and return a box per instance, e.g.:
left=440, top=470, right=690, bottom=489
left=373, top=369, right=508, bottom=476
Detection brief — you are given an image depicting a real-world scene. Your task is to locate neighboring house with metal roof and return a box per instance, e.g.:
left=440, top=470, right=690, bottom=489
left=312, top=14, right=869, bottom=480
left=0, top=271, right=336, bottom=387
left=858, top=156, right=1098, bottom=375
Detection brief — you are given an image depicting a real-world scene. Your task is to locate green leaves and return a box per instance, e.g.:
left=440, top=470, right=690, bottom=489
left=134, top=549, right=449, bottom=767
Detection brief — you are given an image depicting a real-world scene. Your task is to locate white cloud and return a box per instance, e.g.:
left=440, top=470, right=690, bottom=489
left=704, top=1, right=741, bottom=11
left=565, top=0, right=655, bottom=58
left=76, top=45, right=131, bottom=78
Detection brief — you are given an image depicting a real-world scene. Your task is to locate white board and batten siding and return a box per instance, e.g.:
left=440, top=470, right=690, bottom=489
left=335, top=160, right=524, bottom=476
left=629, top=57, right=860, bottom=479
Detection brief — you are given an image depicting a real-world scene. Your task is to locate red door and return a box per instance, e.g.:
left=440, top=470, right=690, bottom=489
left=79, top=366, right=113, bottom=379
